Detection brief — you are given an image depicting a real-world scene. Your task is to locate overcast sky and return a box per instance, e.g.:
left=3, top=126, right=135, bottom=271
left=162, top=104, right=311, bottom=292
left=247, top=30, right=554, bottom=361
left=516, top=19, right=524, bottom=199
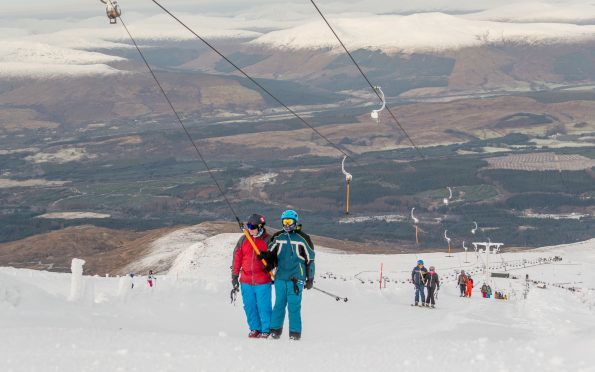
left=5, top=0, right=592, bottom=17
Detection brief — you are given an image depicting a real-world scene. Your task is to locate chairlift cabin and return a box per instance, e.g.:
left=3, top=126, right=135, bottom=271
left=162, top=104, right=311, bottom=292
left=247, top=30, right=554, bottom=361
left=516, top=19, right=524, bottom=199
left=101, top=0, right=121, bottom=24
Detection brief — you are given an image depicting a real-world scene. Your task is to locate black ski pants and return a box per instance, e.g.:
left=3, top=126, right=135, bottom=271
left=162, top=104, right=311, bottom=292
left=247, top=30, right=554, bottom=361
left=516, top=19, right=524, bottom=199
left=426, top=286, right=437, bottom=305
left=459, top=284, right=466, bottom=296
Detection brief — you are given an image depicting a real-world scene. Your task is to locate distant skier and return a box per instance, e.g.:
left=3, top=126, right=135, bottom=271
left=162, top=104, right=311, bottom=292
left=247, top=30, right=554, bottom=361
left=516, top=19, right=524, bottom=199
left=411, top=259, right=428, bottom=306
left=481, top=283, right=492, bottom=298
left=465, top=276, right=474, bottom=297
left=457, top=270, right=468, bottom=297
left=424, top=266, right=440, bottom=308
left=231, top=214, right=273, bottom=339
left=129, top=273, right=135, bottom=289
left=259, top=210, right=315, bottom=341
left=147, top=270, right=156, bottom=288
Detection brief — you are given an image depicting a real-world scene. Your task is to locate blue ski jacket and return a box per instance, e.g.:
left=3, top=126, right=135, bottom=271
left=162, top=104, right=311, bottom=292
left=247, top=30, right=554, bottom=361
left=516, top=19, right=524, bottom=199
left=411, top=266, right=428, bottom=285
left=268, top=230, right=315, bottom=282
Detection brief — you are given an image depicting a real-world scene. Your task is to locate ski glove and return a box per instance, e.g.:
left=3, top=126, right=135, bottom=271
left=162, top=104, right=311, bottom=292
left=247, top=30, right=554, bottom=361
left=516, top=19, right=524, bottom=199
left=259, top=251, right=277, bottom=272
left=232, top=275, right=239, bottom=289
left=258, top=250, right=272, bottom=261
left=305, top=278, right=314, bottom=290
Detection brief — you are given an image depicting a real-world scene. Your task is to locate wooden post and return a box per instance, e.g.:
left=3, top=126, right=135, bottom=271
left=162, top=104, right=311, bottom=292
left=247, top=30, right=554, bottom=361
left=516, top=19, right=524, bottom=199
left=345, top=179, right=351, bottom=214
left=415, top=225, right=419, bottom=245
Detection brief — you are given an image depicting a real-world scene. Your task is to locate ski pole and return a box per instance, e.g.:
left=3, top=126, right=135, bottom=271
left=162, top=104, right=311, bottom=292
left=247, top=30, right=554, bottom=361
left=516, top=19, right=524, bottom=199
left=312, top=286, right=348, bottom=302
left=230, top=286, right=239, bottom=305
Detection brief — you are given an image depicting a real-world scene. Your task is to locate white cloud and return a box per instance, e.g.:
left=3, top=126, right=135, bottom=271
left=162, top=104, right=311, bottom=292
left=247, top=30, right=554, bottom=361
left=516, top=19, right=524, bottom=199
left=464, top=2, right=595, bottom=24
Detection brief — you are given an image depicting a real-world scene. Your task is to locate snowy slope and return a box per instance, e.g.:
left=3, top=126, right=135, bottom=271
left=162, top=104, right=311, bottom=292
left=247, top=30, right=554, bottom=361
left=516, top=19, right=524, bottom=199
left=1, top=232, right=594, bottom=372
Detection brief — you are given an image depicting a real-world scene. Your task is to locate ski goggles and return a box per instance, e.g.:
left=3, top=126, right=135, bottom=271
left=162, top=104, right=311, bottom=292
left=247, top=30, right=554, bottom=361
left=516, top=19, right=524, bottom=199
left=246, top=223, right=260, bottom=230
left=282, top=218, right=296, bottom=226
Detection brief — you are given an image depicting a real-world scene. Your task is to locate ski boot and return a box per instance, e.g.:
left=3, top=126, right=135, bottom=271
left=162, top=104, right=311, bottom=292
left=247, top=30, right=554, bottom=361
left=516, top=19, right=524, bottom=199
left=248, top=330, right=261, bottom=338
left=270, top=328, right=282, bottom=340
left=259, top=332, right=270, bottom=339
left=289, top=332, right=301, bottom=341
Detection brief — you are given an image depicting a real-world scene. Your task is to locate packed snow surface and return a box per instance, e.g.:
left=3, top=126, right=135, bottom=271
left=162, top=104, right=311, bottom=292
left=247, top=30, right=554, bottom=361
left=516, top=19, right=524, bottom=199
left=1, top=233, right=594, bottom=371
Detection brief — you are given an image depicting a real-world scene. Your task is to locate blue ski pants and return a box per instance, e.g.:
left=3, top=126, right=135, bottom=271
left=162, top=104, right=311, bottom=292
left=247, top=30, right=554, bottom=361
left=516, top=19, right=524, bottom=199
left=414, top=283, right=426, bottom=303
left=240, top=282, right=272, bottom=333
left=270, top=279, right=304, bottom=333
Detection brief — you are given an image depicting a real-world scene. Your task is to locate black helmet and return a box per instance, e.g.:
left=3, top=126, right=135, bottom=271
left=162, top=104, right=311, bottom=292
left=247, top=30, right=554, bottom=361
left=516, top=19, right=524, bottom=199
left=246, top=214, right=266, bottom=230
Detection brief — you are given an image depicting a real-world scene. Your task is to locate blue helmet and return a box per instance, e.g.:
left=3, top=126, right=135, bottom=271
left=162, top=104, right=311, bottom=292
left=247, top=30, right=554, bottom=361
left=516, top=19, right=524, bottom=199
left=281, top=209, right=299, bottom=232
left=281, top=209, right=299, bottom=221
left=417, top=259, right=424, bottom=265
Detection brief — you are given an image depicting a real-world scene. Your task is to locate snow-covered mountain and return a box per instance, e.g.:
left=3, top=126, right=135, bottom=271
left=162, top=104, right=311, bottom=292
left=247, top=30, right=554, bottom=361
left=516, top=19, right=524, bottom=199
left=1, top=231, right=593, bottom=371
left=251, top=13, right=595, bottom=53
left=3, top=1, right=595, bottom=77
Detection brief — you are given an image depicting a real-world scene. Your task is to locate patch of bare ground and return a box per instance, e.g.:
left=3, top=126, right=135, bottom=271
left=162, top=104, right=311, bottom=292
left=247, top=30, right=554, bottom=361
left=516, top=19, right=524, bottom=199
left=485, top=152, right=595, bottom=171
left=0, top=108, right=59, bottom=132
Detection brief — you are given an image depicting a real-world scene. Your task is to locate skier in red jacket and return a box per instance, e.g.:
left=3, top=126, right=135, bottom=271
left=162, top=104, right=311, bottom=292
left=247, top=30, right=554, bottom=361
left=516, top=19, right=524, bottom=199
left=231, top=214, right=273, bottom=338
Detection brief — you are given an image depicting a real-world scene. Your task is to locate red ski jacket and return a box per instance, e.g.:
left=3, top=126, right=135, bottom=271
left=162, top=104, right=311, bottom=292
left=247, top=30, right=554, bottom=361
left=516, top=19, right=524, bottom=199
left=231, top=232, right=272, bottom=285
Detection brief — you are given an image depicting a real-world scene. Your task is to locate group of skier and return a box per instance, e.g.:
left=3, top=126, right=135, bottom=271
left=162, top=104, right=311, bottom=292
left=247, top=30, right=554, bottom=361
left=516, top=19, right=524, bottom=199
left=231, top=210, right=315, bottom=341
left=411, top=259, right=441, bottom=308
left=457, top=269, right=475, bottom=297
left=128, top=270, right=156, bottom=289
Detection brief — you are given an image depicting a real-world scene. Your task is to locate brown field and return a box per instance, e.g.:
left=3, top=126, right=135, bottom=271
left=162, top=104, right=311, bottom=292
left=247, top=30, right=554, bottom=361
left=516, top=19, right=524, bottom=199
left=204, top=94, right=595, bottom=159
left=485, top=152, right=595, bottom=171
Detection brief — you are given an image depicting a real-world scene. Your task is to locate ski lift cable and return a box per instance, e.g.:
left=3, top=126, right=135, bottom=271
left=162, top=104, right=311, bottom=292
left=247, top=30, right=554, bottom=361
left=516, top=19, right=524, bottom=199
left=309, top=0, right=424, bottom=159
left=112, top=9, right=242, bottom=228
left=150, top=0, right=357, bottom=165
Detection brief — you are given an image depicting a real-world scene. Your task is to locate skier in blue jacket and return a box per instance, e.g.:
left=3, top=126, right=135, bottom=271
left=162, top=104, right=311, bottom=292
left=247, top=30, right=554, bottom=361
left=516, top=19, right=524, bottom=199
left=411, top=259, right=428, bottom=306
left=259, top=210, right=315, bottom=340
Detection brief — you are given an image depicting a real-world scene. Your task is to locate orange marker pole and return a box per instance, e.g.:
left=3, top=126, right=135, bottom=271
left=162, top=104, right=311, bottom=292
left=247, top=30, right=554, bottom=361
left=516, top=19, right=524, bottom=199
left=345, top=179, right=351, bottom=214
left=415, top=225, right=419, bottom=245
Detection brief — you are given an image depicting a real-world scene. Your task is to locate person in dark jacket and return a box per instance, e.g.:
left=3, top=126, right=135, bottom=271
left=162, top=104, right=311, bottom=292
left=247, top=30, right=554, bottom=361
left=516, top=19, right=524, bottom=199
left=259, top=210, right=315, bottom=341
left=411, top=259, right=428, bottom=306
left=424, top=266, right=440, bottom=308
left=457, top=270, right=468, bottom=297
left=231, top=214, right=272, bottom=338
